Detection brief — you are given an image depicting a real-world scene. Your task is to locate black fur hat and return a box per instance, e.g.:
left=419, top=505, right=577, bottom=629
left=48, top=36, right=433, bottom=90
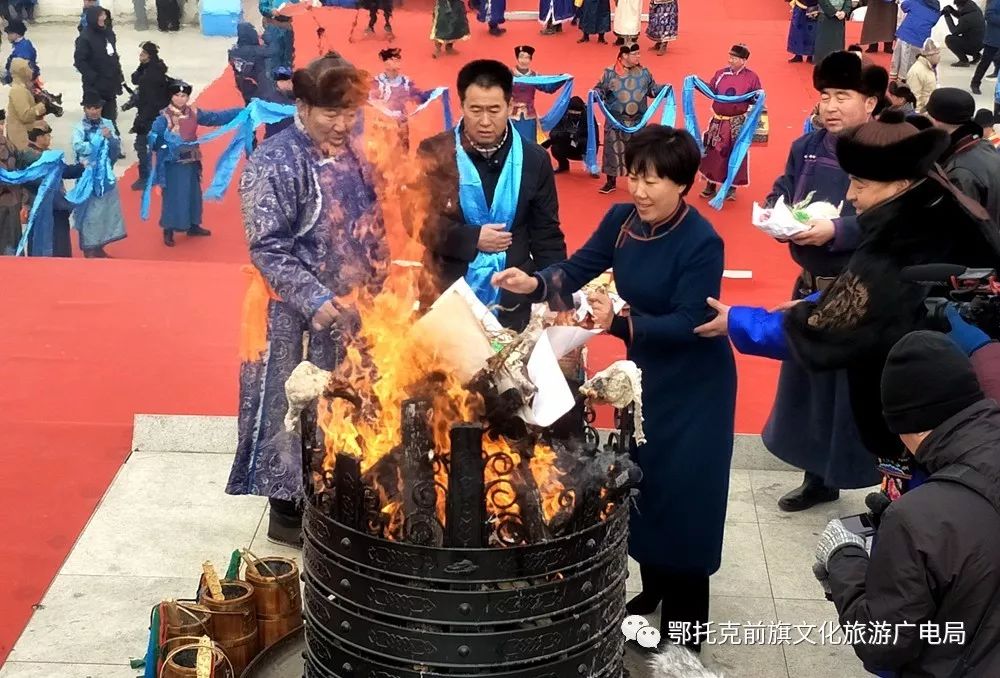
left=813, top=51, right=888, bottom=98
left=836, top=109, right=950, bottom=181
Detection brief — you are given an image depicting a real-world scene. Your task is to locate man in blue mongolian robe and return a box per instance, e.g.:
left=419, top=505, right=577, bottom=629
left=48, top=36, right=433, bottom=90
left=149, top=80, right=242, bottom=247
left=226, top=54, right=389, bottom=547
left=539, top=0, right=573, bottom=34
left=471, top=0, right=506, bottom=36
left=735, top=52, right=890, bottom=510
left=415, top=59, right=566, bottom=331
left=71, top=93, right=126, bottom=257
left=18, top=125, right=85, bottom=257
left=787, top=0, right=818, bottom=63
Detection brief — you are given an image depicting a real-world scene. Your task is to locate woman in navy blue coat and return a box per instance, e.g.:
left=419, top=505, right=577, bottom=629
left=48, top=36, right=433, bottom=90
left=493, top=124, right=737, bottom=651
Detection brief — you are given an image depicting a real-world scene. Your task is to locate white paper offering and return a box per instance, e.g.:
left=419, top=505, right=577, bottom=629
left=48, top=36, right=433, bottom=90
left=523, top=325, right=601, bottom=426
left=431, top=277, right=505, bottom=336
left=751, top=195, right=842, bottom=240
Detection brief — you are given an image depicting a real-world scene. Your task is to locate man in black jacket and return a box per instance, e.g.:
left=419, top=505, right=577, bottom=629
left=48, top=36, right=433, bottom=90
left=414, top=59, right=567, bottom=331
left=813, top=331, right=1000, bottom=677
left=942, top=0, right=985, bottom=66
left=129, top=41, right=169, bottom=190
left=926, top=88, right=1000, bottom=227
left=74, top=6, right=124, bottom=134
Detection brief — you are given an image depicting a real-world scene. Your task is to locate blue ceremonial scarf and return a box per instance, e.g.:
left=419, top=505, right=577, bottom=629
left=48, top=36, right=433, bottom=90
left=1, top=139, right=115, bottom=256
left=141, top=92, right=455, bottom=217
left=585, top=84, right=676, bottom=175
left=512, top=74, right=574, bottom=133
left=682, top=74, right=766, bottom=210
left=455, top=122, right=523, bottom=307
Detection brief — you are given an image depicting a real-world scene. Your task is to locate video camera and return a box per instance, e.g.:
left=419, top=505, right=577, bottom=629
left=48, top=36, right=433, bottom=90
left=902, top=264, right=1000, bottom=339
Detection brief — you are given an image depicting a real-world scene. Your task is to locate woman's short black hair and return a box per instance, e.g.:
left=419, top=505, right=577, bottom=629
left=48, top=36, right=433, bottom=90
left=624, top=125, right=701, bottom=195
left=457, top=59, right=513, bottom=102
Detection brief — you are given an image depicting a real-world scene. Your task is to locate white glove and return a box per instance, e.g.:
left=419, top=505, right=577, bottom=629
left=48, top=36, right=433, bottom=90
left=815, top=519, right=866, bottom=567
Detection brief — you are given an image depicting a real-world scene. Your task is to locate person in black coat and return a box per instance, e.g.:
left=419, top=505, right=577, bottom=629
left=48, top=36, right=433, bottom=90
left=261, top=66, right=294, bottom=140
left=942, top=0, right=985, bottom=66
left=229, top=22, right=272, bottom=105
left=814, top=331, right=1000, bottom=677
left=156, top=0, right=180, bottom=31
left=414, top=59, right=567, bottom=331
left=74, top=6, right=124, bottom=134
left=129, top=41, right=170, bottom=190
left=540, top=94, right=598, bottom=174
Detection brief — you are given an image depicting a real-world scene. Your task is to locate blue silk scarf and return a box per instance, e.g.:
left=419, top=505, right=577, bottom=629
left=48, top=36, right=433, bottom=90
left=454, top=122, right=523, bottom=307
left=2, top=137, right=115, bottom=256
left=585, top=84, right=676, bottom=175
left=682, top=74, right=767, bottom=210
left=512, top=74, right=574, bottom=133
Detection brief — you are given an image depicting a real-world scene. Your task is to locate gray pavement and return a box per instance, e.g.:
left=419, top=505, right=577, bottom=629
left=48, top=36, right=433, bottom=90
left=0, top=414, right=878, bottom=678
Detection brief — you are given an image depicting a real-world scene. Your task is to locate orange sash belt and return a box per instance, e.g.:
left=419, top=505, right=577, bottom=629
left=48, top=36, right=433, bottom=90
left=239, top=265, right=282, bottom=362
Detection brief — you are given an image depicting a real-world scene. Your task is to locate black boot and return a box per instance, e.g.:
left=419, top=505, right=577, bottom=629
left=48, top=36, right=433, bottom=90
left=131, top=176, right=147, bottom=191
left=883, top=41, right=893, bottom=53
left=599, top=176, right=616, bottom=194
left=554, top=158, right=570, bottom=173
left=626, top=564, right=664, bottom=615
left=267, top=498, right=303, bottom=548
left=788, top=54, right=803, bottom=63
left=613, top=35, right=624, bottom=46
left=163, top=230, right=174, bottom=247
left=658, top=571, right=709, bottom=654
left=578, top=33, right=590, bottom=43
left=865, top=43, right=878, bottom=53
left=597, top=33, right=607, bottom=43
left=777, top=472, right=840, bottom=512
left=187, top=225, right=212, bottom=236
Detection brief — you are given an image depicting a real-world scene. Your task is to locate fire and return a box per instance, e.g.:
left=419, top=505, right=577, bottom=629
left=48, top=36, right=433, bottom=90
left=314, top=104, right=571, bottom=542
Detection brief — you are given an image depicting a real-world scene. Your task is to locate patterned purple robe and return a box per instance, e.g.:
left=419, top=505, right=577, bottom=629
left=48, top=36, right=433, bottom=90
left=227, top=125, right=389, bottom=500
left=369, top=73, right=431, bottom=150
left=699, top=66, right=762, bottom=187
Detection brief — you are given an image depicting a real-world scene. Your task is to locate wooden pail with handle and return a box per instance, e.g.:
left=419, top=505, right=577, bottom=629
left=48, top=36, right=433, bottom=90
left=242, top=554, right=303, bottom=651
left=198, top=580, right=260, bottom=677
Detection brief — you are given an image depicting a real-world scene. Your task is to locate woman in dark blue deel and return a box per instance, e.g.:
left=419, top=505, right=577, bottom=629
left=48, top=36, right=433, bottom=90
left=493, top=124, right=736, bottom=653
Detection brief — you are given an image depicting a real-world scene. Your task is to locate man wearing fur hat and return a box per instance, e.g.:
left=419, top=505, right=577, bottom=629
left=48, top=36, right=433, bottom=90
left=813, top=331, right=1000, bottom=676
left=697, top=112, right=1000, bottom=498
left=926, top=87, right=1000, bottom=226
left=726, top=51, right=890, bottom=512
left=698, top=43, right=762, bottom=204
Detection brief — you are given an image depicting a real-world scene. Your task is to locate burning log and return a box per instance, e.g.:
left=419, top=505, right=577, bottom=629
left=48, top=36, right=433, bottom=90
left=333, top=452, right=363, bottom=530
left=400, top=398, right=443, bottom=546
left=299, top=402, right=327, bottom=498
left=512, top=450, right=550, bottom=543
left=445, top=423, right=486, bottom=548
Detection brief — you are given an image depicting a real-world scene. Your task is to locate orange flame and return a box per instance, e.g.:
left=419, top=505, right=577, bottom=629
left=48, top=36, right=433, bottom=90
left=315, top=104, right=570, bottom=539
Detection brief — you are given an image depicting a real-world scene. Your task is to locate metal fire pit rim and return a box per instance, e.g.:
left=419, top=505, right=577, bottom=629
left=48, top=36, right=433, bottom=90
left=302, top=521, right=629, bottom=592
left=302, top=563, right=629, bottom=630
left=304, top=499, right=628, bottom=582
left=301, top=590, right=627, bottom=671
left=302, top=631, right=626, bottom=678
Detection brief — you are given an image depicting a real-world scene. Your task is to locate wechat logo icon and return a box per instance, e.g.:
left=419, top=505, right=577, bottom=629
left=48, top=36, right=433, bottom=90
left=621, top=614, right=661, bottom=648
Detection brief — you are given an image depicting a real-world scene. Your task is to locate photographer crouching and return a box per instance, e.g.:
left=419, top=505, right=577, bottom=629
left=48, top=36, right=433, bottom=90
left=126, top=42, right=169, bottom=190
left=813, top=331, right=1000, bottom=677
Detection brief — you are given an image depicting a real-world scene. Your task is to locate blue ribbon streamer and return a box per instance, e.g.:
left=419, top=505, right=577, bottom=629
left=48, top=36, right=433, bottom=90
left=367, top=86, right=454, bottom=132
left=585, top=85, right=676, bottom=176
left=512, top=74, right=574, bottom=133
left=682, top=74, right=766, bottom=210
left=141, top=91, right=455, bottom=216
left=1, top=137, right=115, bottom=256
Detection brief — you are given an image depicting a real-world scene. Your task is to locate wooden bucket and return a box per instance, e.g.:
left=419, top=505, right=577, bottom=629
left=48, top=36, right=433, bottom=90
left=244, top=556, right=303, bottom=651
left=159, top=637, right=232, bottom=678
left=161, top=602, right=212, bottom=644
left=199, top=580, right=260, bottom=677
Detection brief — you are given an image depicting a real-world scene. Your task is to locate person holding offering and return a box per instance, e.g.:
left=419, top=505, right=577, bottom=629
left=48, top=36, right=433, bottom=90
left=492, top=124, right=736, bottom=653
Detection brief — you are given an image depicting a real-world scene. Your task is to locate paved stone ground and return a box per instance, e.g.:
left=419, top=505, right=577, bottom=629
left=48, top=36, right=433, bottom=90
left=0, top=414, right=881, bottom=678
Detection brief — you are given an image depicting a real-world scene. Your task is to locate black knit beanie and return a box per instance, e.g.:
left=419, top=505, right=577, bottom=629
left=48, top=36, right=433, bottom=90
left=881, top=331, right=984, bottom=434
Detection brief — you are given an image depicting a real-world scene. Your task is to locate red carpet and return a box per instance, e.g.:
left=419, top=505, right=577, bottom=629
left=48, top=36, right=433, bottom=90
left=0, top=1, right=868, bottom=663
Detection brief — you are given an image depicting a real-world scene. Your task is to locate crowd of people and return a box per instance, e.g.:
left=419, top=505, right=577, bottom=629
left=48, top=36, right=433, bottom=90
left=210, top=27, right=1000, bottom=674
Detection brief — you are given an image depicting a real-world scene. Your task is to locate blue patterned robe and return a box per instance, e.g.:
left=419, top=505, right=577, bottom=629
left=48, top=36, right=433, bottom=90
left=787, top=0, right=818, bottom=56
left=71, top=117, right=126, bottom=251
left=475, top=0, right=506, bottom=27
left=149, top=107, right=242, bottom=232
left=226, top=125, right=389, bottom=500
